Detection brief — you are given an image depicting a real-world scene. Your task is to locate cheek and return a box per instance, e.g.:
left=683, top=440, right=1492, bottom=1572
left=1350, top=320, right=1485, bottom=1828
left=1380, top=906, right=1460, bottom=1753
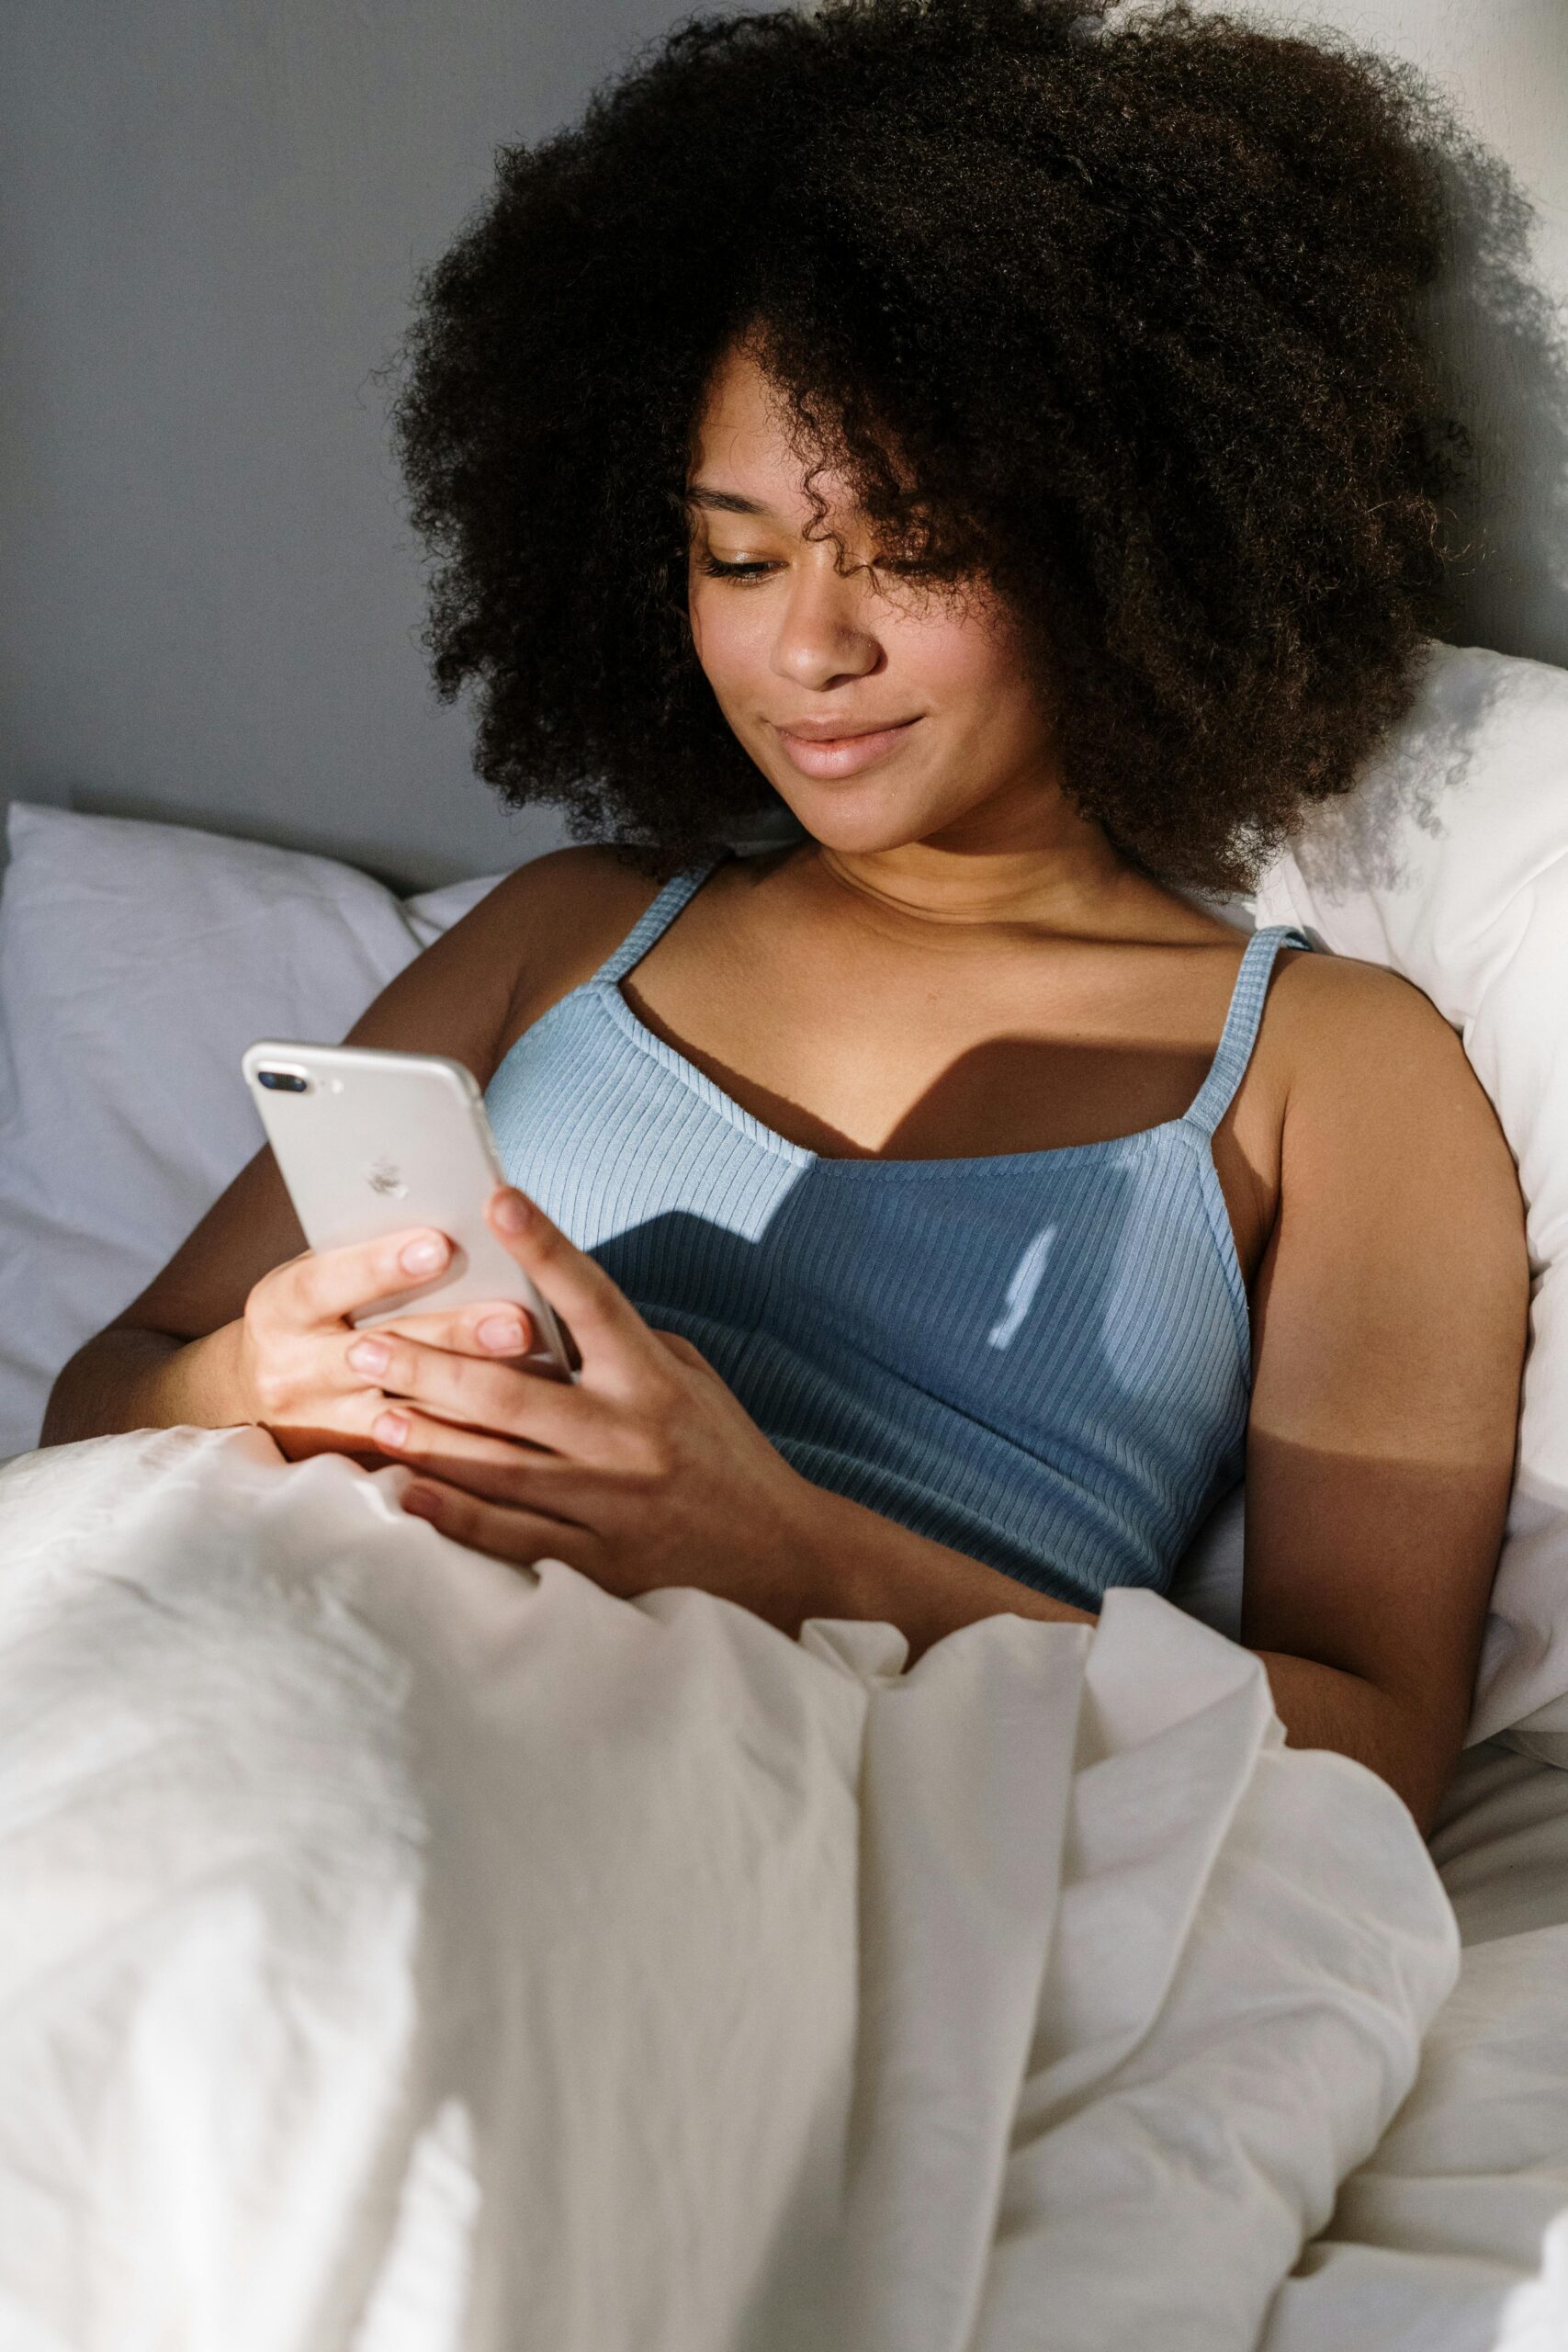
left=686, top=583, right=738, bottom=679
left=899, top=606, right=1033, bottom=731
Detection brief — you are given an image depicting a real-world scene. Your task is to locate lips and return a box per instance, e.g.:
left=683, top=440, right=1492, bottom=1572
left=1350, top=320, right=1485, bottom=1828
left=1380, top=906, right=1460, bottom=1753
left=774, top=718, right=919, bottom=741
left=773, top=716, right=921, bottom=779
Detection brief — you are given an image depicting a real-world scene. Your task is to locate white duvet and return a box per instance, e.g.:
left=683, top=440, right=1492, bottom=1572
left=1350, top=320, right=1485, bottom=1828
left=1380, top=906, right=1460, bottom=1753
left=0, top=1426, right=1462, bottom=2351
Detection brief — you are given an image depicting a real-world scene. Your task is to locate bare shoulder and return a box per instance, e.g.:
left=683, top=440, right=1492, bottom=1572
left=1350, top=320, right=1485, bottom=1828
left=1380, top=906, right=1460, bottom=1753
left=1261, top=945, right=1526, bottom=1296
left=340, top=843, right=660, bottom=1091
left=486, top=842, right=659, bottom=959
left=489, top=843, right=665, bottom=1049
left=1263, top=946, right=1494, bottom=1138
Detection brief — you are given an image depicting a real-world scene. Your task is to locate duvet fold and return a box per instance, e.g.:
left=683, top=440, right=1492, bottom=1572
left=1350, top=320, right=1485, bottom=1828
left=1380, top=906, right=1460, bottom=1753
left=0, top=1425, right=1457, bottom=2351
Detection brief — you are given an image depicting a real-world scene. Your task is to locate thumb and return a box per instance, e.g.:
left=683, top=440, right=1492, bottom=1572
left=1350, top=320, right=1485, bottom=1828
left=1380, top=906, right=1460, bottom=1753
left=486, top=1187, right=651, bottom=1374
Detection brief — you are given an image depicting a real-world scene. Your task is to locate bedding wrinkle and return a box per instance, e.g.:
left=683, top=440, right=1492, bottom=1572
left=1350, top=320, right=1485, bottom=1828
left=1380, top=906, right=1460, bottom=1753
left=0, top=1413, right=1463, bottom=2351
left=484, top=852, right=1312, bottom=1612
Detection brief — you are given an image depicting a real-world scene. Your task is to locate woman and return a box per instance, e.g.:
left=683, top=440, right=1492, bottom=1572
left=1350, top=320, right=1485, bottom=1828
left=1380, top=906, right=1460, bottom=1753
left=45, top=0, right=1529, bottom=1833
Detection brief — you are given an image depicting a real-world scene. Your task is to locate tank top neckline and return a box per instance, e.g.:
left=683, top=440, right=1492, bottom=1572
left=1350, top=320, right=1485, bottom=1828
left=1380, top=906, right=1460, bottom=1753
left=513, top=846, right=1311, bottom=1184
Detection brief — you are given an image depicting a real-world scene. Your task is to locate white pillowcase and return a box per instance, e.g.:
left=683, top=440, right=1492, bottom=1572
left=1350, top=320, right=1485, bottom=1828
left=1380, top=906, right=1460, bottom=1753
left=1249, top=641, right=1568, bottom=1758
left=0, top=802, right=501, bottom=1465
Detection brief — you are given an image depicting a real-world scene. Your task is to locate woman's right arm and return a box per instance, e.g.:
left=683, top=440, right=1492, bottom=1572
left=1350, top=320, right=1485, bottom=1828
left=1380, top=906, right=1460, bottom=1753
left=39, top=1158, right=301, bottom=1445
left=40, top=846, right=651, bottom=1451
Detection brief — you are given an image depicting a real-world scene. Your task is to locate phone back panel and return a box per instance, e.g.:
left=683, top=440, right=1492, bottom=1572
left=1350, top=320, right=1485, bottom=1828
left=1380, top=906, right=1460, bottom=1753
left=242, top=1040, right=572, bottom=1366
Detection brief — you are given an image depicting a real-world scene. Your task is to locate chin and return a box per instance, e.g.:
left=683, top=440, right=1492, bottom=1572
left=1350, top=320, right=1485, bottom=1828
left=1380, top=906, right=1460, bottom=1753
left=775, top=791, right=970, bottom=856
left=765, top=771, right=936, bottom=849
left=783, top=809, right=926, bottom=855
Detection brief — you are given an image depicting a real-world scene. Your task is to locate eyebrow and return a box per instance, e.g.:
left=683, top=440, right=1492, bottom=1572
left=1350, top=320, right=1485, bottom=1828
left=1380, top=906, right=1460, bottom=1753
left=683, top=483, right=774, bottom=516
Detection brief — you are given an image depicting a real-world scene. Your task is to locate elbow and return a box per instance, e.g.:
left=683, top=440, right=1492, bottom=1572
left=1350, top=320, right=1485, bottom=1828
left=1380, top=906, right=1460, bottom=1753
left=39, top=1322, right=161, bottom=1450
left=39, top=1339, right=103, bottom=1450
left=1358, top=1690, right=1468, bottom=1840
left=1395, top=1759, right=1456, bottom=1842
left=1262, top=1645, right=1468, bottom=1839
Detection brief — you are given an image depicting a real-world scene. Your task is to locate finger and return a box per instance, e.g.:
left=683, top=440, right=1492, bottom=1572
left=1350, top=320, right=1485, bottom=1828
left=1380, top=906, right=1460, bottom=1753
left=398, top=1473, right=596, bottom=1574
left=485, top=1189, right=654, bottom=1375
left=341, top=1327, right=612, bottom=1456
left=367, top=1300, right=536, bottom=1360
left=265, top=1227, right=456, bottom=1330
left=371, top=1406, right=598, bottom=1510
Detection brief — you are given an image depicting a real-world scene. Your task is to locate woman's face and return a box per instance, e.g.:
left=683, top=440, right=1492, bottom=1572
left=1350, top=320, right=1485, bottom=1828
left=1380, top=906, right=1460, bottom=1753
left=683, top=342, right=1066, bottom=858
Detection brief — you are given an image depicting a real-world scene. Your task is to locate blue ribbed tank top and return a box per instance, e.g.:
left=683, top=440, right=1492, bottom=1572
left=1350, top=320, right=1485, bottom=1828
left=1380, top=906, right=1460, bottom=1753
left=485, top=853, right=1313, bottom=1610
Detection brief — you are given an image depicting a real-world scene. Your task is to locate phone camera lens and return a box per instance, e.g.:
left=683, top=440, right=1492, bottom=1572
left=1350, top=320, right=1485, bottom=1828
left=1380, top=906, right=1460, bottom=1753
left=257, top=1069, right=310, bottom=1092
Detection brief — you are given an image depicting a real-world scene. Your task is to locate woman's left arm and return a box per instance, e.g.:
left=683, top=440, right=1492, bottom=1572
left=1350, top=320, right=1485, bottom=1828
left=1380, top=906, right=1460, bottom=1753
left=1215, top=956, right=1530, bottom=1831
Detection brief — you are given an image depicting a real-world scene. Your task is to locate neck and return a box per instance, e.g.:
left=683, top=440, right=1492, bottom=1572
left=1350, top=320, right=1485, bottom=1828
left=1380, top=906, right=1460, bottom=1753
left=813, top=783, right=1134, bottom=935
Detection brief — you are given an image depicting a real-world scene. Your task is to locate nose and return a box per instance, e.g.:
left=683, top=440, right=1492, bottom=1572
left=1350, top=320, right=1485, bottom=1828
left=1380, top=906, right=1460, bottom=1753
left=769, top=554, right=886, bottom=693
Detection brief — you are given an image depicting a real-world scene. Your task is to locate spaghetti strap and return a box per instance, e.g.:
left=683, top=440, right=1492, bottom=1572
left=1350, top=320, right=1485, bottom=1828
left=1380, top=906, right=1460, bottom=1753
left=1182, top=922, right=1314, bottom=1139
left=591, top=851, right=731, bottom=987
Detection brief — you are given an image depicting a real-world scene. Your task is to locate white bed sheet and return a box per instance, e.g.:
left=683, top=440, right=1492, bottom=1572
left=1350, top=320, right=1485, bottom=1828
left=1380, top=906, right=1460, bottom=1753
left=0, top=1424, right=1461, bottom=2352
left=4, top=1428, right=1568, bottom=2349
left=1268, top=1743, right=1568, bottom=2351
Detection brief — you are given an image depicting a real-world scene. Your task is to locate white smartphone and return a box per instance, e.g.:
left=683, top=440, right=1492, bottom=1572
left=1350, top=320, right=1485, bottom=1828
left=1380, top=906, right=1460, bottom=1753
left=241, top=1039, right=577, bottom=1377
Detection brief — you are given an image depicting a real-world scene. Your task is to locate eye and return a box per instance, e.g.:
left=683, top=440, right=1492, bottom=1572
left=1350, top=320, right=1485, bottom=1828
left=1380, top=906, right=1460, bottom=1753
left=696, top=554, right=774, bottom=582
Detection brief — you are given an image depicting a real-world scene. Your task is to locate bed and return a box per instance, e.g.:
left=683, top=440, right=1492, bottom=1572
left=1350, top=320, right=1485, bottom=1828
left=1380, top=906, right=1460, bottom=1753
left=2, top=634, right=1567, bottom=2349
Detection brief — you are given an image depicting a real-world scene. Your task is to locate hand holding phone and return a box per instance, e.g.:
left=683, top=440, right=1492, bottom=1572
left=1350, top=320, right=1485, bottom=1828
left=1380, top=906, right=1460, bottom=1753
left=239, top=1040, right=576, bottom=1460
left=232, top=1216, right=549, bottom=1463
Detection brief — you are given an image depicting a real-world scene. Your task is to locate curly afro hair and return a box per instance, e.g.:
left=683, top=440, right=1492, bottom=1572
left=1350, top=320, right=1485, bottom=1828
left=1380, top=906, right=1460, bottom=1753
left=392, top=0, right=1486, bottom=892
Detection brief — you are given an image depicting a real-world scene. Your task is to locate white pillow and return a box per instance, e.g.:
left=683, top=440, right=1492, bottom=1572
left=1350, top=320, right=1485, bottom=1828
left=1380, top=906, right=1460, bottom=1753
left=1247, top=641, right=1568, bottom=1759
left=0, top=802, right=502, bottom=1465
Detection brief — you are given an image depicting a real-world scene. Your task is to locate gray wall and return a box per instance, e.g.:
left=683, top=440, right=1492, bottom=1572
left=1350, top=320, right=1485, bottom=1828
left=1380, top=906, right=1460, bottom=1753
left=0, top=0, right=740, bottom=890
left=2, top=1, right=1564, bottom=892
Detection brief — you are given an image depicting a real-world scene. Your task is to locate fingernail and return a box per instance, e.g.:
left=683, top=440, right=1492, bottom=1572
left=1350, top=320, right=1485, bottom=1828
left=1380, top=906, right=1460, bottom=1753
left=477, top=1314, right=525, bottom=1353
left=401, top=1484, right=441, bottom=1521
left=401, top=1235, right=448, bottom=1274
left=373, top=1410, right=410, bottom=1445
left=347, top=1337, right=390, bottom=1374
left=492, top=1191, right=529, bottom=1234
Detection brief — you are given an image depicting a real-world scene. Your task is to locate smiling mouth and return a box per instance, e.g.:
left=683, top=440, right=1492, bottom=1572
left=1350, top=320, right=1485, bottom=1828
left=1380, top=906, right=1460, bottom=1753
left=773, top=716, right=922, bottom=778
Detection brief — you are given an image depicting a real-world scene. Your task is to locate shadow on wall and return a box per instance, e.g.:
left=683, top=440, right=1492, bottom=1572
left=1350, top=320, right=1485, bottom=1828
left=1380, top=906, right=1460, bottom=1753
left=1424, top=120, right=1568, bottom=672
